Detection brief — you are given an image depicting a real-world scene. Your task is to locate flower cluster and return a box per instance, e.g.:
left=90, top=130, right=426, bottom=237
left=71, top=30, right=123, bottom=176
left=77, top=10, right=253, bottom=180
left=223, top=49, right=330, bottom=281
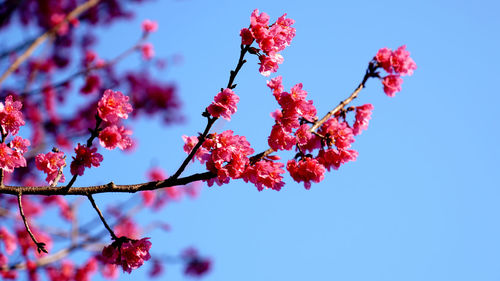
left=0, top=96, right=30, bottom=175
left=101, top=237, right=152, bottom=273
left=206, top=88, right=240, bottom=120
left=240, top=9, right=296, bottom=76
left=35, top=151, right=66, bottom=184
left=241, top=156, right=285, bottom=191
left=202, top=131, right=254, bottom=186
left=141, top=19, right=158, bottom=33
left=267, top=77, right=317, bottom=151
left=97, top=89, right=134, bottom=151
left=374, top=45, right=417, bottom=97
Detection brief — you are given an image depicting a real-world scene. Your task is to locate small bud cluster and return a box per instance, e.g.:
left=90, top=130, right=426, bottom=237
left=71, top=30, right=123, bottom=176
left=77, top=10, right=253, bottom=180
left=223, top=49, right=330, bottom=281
left=240, top=9, right=296, bottom=76
left=374, top=45, right=417, bottom=97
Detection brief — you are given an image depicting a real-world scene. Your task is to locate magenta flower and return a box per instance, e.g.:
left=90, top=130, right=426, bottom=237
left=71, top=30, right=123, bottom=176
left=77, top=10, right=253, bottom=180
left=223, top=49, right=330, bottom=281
left=0, top=95, right=25, bottom=136
left=258, top=52, right=283, bottom=77
left=101, top=237, right=152, bottom=273
left=0, top=142, right=27, bottom=173
left=352, top=104, right=374, bottom=135
left=141, top=19, right=158, bottom=33
left=382, top=75, right=403, bottom=97
left=317, top=148, right=358, bottom=171
left=242, top=159, right=285, bottom=191
left=0, top=227, right=17, bottom=255
left=206, top=88, right=240, bottom=120
left=286, top=157, right=326, bottom=190
left=35, top=151, right=66, bottom=184
left=98, top=125, right=133, bottom=150
left=97, top=89, right=133, bottom=124
left=141, top=43, right=155, bottom=60
left=70, top=144, right=103, bottom=176
left=390, top=45, right=417, bottom=76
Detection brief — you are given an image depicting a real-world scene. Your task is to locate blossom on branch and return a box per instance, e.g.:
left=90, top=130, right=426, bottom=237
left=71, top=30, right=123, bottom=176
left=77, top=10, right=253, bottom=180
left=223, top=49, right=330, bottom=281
left=70, top=144, right=103, bottom=176
left=141, top=19, right=158, bottom=33
left=207, top=88, right=240, bottom=120
left=35, top=151, right=66, bottom=184
left=101, top=237, right=152, bottom=273
left=97, top=89, right=133, bottom=124
left=98, top=125, right=133, bottom=150
left=0, top=95, right=25, bottom=136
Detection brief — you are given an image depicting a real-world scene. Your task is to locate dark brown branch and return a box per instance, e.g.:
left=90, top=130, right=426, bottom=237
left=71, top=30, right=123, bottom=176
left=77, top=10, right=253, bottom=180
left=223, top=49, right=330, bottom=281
left=0, top=172, right=215, bottom=196
left=17, top=192, right=48, bottom=254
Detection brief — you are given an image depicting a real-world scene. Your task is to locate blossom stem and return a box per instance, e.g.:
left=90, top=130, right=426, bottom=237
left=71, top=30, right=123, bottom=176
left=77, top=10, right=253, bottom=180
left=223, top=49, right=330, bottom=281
left=17, top=192, right=48, bottom=253
left=86, top=194, right=118, bottom=240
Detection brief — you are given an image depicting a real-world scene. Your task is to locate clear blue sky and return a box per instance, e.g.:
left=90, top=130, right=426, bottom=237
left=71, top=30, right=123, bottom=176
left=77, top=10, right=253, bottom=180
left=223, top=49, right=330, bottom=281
left=37, top=0, right=500, bottom=280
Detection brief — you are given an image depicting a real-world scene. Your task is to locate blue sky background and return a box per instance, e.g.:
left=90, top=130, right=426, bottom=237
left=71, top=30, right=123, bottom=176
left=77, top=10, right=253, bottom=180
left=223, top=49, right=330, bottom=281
left=8, top=0, right=500, bottom=280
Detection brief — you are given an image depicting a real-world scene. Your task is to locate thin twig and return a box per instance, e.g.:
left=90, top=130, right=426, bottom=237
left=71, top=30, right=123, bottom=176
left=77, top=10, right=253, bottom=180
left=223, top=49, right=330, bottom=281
left=0, top=0, right=101, bottom=86
left=86, top=194, right=118, bottom=240
left=17, top=192, right=48, bottom=254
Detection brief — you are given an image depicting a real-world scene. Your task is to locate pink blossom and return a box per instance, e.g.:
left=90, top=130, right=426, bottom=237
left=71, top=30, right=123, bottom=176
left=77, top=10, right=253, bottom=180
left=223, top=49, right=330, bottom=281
left=267, top=76, right=284, bottom=98
left=316, top=148, right=358, bottom=171
left=295, top=124, right=313, bottom=146
left=319, top=118, right=355, bottom=150
left=382, top=75, right=403, bottom=97
left=100, top=263, right=119, bottom=280
left=182, top=135, right=210, bottom=164
left=286, top=157, right=326, bottom=189
left=242, top=159, right=285, bottom=191
left=70, top=144, right=103, bottom=176
left=258, top=52, right=283, bottom=76
left=11, top=136, right=30, bottom=154
left=0, top=95, right=25, bottom=136
left=141, top=43, right=155, bottom=60
left=390, top=45, right=417, bottom=76
left=98, top=125, right=133, bottom=150
left=250, top=9, right=270, bottom=29
left=35, top=151, right=66, bottom=184
left=141, top=19, right=158, bottom=33
left=352, top=104, right=374, bottom=135
left=375, top=47, right=393, bottom=72
left=206, top=88, right=240, bottom=120
left=240, top=28, right=254, bottom=45
left=97, top=89, right=133, bottom=124
left=268, top=124, right=296, bottom=151
left=101, top=237, right=152, bottom=273
left=42, top=196, right=73, bottom=221
left=0, top=142, right=26, bottom=173
left=202, top=130, right=254, bottom=186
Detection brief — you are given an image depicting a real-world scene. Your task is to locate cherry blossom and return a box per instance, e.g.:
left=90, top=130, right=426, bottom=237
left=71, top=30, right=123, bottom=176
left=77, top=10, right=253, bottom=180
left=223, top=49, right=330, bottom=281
left=287, top=157, right=326, bottom=190
left=382, top=75, right=403, bottom=97
left=98, top=125, right=133, bottom=150
left=0, top=95, right=25, bottom=136
left=207, top=88, right=240, bottom=120
left=101, top=237, right=152, bottom=273
left=35, top=151, right=66, bottom=184
left=352, top=104, right=374, bottom=135
left=141, top=19, right=158, bottom=33
left=70, top=144, right=103, bottom=176
left=97, top=89, right=133, bottom=124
